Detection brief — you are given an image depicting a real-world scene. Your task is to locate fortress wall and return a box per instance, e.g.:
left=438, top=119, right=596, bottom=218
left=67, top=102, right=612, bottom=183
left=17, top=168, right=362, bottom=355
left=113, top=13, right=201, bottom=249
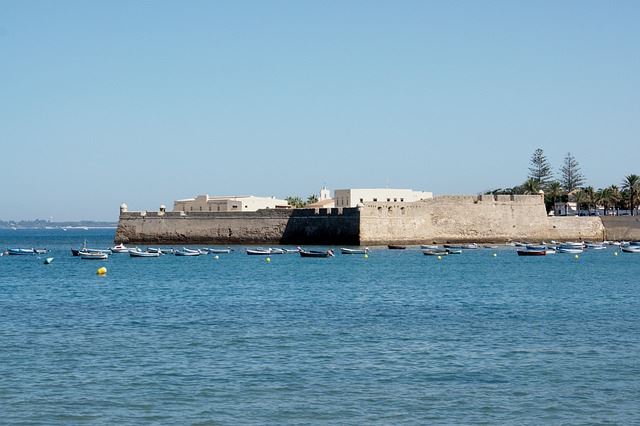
left=359, top=195, right=604, bottom=244
left=600, top=216, right=640, bottom=241
left=115, top=208, right=360, bottom=244
left=547, top=216, right=605, bottom=241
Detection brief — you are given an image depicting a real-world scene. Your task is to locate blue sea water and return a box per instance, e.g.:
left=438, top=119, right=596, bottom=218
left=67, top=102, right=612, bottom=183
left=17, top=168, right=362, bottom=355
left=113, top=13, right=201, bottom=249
left=1, top=229, right=639, bottom=425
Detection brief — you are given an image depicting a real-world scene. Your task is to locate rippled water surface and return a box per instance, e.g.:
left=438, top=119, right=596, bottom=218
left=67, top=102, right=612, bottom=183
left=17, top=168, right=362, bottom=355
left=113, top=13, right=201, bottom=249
left=1, top=229, right=639, bottom=424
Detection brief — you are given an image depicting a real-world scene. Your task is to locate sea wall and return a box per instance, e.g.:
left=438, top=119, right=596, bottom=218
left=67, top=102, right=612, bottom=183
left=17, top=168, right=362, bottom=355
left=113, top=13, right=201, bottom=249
left=359, top=194, right=605, bottom=244
left=601, top=216, right=640, bottom=241
left=115, top=208, right=360, bottom=245
left=116, top=195, right=608, bottom=245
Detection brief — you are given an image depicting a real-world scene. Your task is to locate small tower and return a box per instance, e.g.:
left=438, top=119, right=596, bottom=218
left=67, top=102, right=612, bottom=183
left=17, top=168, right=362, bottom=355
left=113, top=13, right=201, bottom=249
left=120, top=203, right=128, bottom=214
left=319, top=186, right=330, bottom=201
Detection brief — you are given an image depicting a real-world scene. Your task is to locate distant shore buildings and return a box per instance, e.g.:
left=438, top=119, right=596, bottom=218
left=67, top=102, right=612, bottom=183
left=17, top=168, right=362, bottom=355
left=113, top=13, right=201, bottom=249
left=333, top=188, right=433, bottom=208
left=173, top=195, right=290, bottom=213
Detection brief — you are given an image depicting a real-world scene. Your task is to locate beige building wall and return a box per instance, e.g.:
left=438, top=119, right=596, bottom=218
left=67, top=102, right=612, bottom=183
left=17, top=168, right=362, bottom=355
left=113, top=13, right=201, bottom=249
left=334, top=188, right=433, bottom=208
left=173, top=195, right=288, bottom=212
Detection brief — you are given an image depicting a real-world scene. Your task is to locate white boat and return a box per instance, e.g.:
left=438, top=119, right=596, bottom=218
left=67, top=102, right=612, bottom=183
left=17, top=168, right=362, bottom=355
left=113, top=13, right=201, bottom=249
left=175, top=249, right=200, bottom=256
left=585, top=243, right=606, bottom=250
left=557, top=247, right=584, bottom=254
left=545, top=248, right=557, bottom=255
left=34, top=248, right=49, bottom=254
left=130, top=250, right=161, bottom=257
left=207, top=248, right=234, bottom=254
left=7, top=248, right=35, bottom=255
left=79, top=251, right=109, bottom=260
left=340, top=247, right=369, bottom=254
left=420, top=245, right=439, bottom=250
left=246, top=248, right=273, bottom=255
left=621, top=246, right=640, bottom=253
left=270, top=248, right=286, bottom=255
left=148, top=247, right=174, bottom=254
left=110, top=243, right=130, bottom=253
left=462, top=243, right=479, bottom=249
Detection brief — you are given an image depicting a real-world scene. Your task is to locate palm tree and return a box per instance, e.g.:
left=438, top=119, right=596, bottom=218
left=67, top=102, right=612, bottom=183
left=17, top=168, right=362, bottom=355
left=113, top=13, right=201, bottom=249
left=622, top=174, right=640, bottom=216
left=582, top=186, right=595, bottom=215
left=522, top=178, right=541, bottom=195
left=608, top=185, right=622, bottom=215
left=574, top=190, right=587, bottom=214
left=285, top=196, right=305, bottom=208
left=546, top=181, right=563, bottom=215
left=307, top=194, right=319, bottom=205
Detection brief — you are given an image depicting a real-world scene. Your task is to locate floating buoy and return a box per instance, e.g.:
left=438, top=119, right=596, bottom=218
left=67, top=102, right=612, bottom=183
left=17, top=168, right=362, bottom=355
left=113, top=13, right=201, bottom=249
left=437, top=255, right=442, bottom=260
left=364, top=254, right=369, bottom=259
left=97, top=266, right=107, bottom=275
left=214, top=255, right=219, bottom=260
left=266, top=257, right=271, bottom=263
left=493, top=253, right=497, bottom=257
left=44, top=257, right=54, bottom=264
left=574, top=254, right=579, bottom=260
left=614, top=251, right=618, bottom=256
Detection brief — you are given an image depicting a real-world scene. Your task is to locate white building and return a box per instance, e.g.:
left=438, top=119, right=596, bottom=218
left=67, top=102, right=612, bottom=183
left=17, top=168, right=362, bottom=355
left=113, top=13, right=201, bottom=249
left=173, top=195, right=290, bottom=213
left=334, top=188, right=433, bottom=208
left=306, top=186, right=336, bottom=209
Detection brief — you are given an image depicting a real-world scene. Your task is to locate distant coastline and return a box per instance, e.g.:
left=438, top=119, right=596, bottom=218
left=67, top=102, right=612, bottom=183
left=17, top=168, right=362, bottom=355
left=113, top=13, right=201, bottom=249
left=0, top=220, right=117, bottom=229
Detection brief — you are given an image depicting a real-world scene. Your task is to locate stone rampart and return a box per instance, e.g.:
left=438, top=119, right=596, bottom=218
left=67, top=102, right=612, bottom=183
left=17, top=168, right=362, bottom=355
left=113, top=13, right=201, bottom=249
left=359, top=194, right=605, bottom=244
left=115, top=208, right=360, bottom=245
left=601, top=216, right=640, bottom=241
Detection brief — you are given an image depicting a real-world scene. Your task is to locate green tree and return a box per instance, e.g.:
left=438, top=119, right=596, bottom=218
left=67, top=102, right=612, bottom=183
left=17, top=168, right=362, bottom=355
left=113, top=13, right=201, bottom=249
left=522, top=178, right=541, bottom=195
left=560, top=152, right=585, bottom=192
left=545, top=181, right=563, bottom=214
left=583, top=186, right=596, bottom=214
left=574, top=189, right=587, bottom=213
left=285, top=196, right=305, bottom=208
left=307, top=194, right=319, bottom=205
left=622, top=174, right=640, bottom=216
left=528, top=148, right=553, bottom=188
left=608, top=185, right=622, bottom=215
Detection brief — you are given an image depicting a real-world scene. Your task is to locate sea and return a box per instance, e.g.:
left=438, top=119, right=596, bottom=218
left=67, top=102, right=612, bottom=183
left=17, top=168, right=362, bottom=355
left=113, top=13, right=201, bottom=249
left=1, top=228, right=639, bottom=425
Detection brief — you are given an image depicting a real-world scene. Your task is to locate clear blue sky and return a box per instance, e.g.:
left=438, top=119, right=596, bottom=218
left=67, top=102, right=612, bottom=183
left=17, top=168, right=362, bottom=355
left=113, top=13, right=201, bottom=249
left=1, top=1, right=638, bottom=221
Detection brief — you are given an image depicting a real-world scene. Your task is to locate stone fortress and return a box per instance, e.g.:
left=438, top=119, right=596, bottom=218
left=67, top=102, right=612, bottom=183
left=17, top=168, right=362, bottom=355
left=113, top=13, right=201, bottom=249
left=115, top=188, right=640, bottom=245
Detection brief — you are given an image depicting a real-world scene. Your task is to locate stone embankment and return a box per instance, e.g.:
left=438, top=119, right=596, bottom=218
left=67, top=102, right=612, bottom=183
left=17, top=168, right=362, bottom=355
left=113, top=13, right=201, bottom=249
left=116, top=195, right=637, bottom=245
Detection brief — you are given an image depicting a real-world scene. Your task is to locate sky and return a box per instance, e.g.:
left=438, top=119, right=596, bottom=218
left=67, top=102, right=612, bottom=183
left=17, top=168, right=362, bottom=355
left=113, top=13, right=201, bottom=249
left=1, top=1, right=639, bottom=221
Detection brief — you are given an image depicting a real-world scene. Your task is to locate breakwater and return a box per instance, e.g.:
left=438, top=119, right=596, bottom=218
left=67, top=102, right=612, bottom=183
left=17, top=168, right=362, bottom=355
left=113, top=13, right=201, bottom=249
left=115, top=194, right=626, bottom=244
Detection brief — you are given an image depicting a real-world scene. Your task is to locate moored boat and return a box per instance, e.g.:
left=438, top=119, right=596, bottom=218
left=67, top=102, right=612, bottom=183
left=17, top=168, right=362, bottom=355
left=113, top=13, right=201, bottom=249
left=517, top=248, right=546, bottom=256
left=340, top=247, right=369, bottom=254
left=387, top=245, right=406, bottom=250
left=207, top=248, right=234, bottom=254
left=422, top=249, right=448, bottom=256
left=299, top=249, right=335, bottom=258
left=246, top=248, right=273, bottom=255
left=130, top=250, right=161, bottom=257
left=110, top=243, right=130, bottom=253
left=621, top=246, right=640, bottom=253
left=7, top=248, right=35, bottom=255
left=79, top=251, right=109, bottom=260
left=175, top=249, right=200, bottom=256
left=420, top=245, right=439, bottom=250
left=446, top=249, right=462, bottom=254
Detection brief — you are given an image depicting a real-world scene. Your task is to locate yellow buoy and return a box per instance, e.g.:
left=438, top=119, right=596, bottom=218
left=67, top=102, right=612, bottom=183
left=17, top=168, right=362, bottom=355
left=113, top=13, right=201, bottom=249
left=437, top=255, right=442, bottom=260
left=614, top=251, right=618, bottom=256
left=96, top=266, right=107, bottom=275
left=574, top=254, right=579, bottom=260
left=364, top=254, right=369, bottom=259
left=266, top=257, right=271, bottom=263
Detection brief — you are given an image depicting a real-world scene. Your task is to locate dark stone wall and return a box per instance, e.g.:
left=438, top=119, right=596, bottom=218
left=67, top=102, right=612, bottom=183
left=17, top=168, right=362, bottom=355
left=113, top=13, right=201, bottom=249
left=601, top=216, right=640, bottom=241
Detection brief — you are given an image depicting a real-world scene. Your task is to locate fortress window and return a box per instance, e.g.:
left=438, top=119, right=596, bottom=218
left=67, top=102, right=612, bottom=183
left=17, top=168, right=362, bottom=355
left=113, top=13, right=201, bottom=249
left=394, top=198, right=397, bottom=202
left=387, top=198, right=391, bottom=202
left=360, top=198, right=363, bottom=203
left=401, top=198, right=404, bottom=202
left=373, top=198, right=377, bottom=202
left=232, top=205, right=238, bottom=209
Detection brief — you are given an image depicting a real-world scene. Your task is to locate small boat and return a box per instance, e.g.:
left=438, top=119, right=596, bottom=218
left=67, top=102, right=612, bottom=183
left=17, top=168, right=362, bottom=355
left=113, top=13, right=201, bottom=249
left=422, top=249, right=448, bottom=256
left=526, top=244, right=547, bottom=251
left=34, top=248, right=49, bottom=254
left=269, top=248, right=286, bottom=255
left=462, top=243, right=478, bottom=249
left=246, top=248, right=273, bottom=255
left=443, top=244, right=465, bottom=249
left=340, top=247, right=369, bottom=254
left=557, top=247, right=584, bottom=254
left=387, top=245, right=406, bottom=250
left=44, top=257, right=54, bottom=264
left=130, top=250, right=161, bottom=257
left=7, top=248, right=35, bottom=255
left=299, top=249, right=335, bottom=258
left=282, top=248, right=301, bottom=254
left=483, top=245, right=499, bottom=249
left=545, top=248, right=557, bottom=255
left=517, top=249, right=546, bottom=256
left=446, top=249, right=462, bottom=254
left=175, top=249, right=200, bottom=256
left=420, top=244, right=439, bottom=250
left=110, top=243, right=130, bottom=253
left=79, top=251, right=109, bottom=260
left=621, top=246, right=640, bottom=253
left=585, top=243, right=606, bottom=250
left=148, top=247, right=174, bottom=254
left=207, top=247, right=234, bottom=254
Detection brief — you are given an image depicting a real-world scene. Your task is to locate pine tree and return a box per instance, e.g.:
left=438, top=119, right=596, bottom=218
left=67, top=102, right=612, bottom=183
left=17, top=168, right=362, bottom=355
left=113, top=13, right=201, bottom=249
left=528, top=148, right=553, bottom=189
left=560, top=152, right=585, bottom=193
